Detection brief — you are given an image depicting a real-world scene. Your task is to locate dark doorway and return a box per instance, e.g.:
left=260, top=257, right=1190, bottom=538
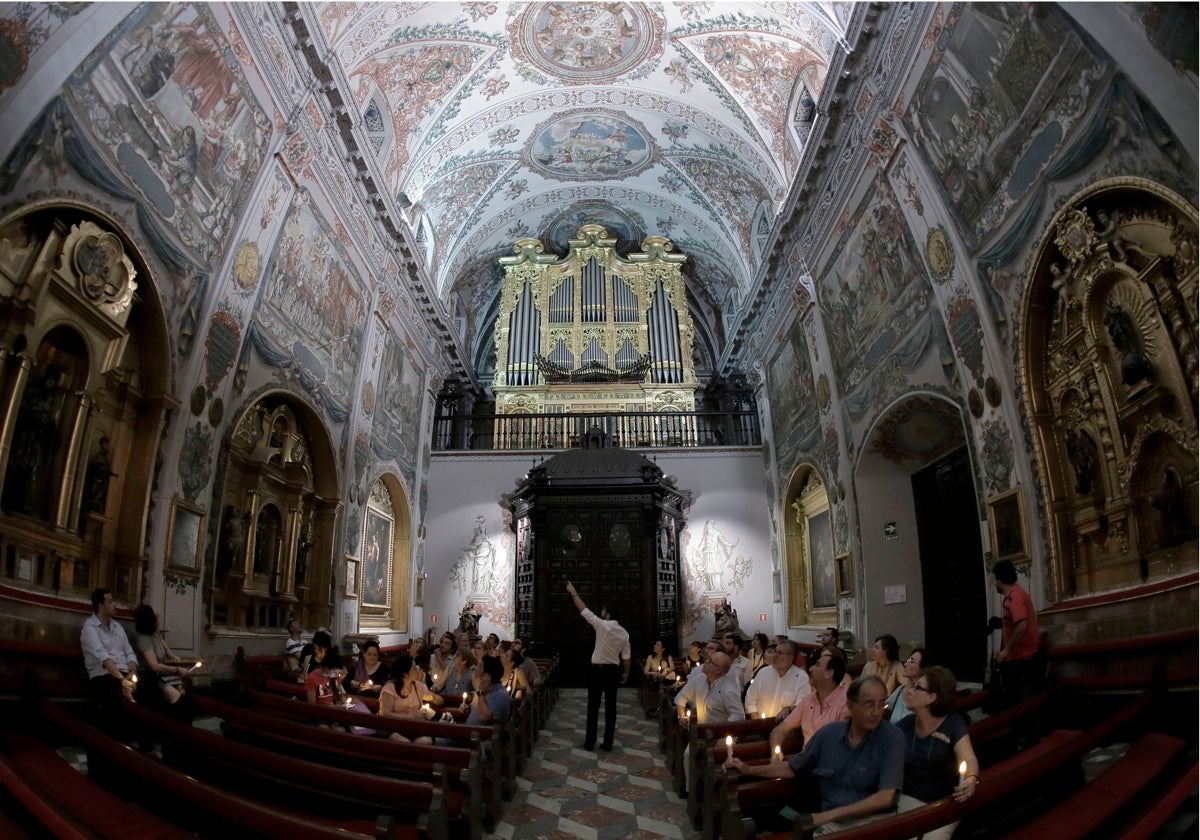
left=508, top=433, right=685, bottom=687
left=535, top=504, right=652, bottom=687
left=912, top=446, right=987, bottom=682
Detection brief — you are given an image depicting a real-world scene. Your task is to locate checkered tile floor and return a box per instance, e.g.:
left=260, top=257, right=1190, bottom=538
left=491, top=687, right=698, bottom=840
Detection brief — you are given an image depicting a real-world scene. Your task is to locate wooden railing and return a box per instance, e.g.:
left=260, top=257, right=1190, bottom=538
left=432, top=409, right=761, bottom=451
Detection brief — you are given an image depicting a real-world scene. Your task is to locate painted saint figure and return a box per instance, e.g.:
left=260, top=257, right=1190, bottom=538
left=464, top=516, right=497, bottom=595
left=696, top=518, right=737, bottom=591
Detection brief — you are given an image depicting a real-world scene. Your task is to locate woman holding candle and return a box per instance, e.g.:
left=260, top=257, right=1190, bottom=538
left=861, top=634, right=906, bottom=694
left=346, top=639, right=389, bottom=697
left=643, top=639, right=674, bottom=677
left=894, top=666, right=979, bottom=839
left=132, top=604, right=196, bottom=707
left=379, top=652, right=436, bottom=744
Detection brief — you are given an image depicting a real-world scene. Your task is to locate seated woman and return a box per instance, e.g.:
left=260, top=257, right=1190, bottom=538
left=133, top=604, right=196, bottom=706
left=643, top=640, right=675, bottom=678
left=444, top=647, right=476, bottom=696
left=681, top=641, right=703, bottom=675
left=306, top=648, right=348, bottom=731
left=885, top=647, right=930, bottom=722
left=379, top=652, right=438, bottom=743
left=895, top=666, right=979, bottom=840
left=499, top=643, right=530, bottom=696
left=861, top=633, right=906, bottom=694
left=346, top=639, right=389, bottom=697
left=748, top=632, right=770, bottom=677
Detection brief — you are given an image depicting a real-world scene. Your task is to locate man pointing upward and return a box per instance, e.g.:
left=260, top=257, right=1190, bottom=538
left=567, top=579, right=631, bottom=751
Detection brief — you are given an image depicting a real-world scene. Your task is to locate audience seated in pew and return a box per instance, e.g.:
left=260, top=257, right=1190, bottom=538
left=732, top=674, right=903, bottom=834
left=745, top=638, right=810, bottom=721
left=770, top=645, right=848, bottom=751
left=381, top=651, right=441, bottom=743
left=884, top=646, right=930, bottom=724
left=498, top=642, right=530, bottom=696
left=80, top=587, right=138, bottom=707
left=344, top=638, right=388, bottom=697
left=133, top=603, right=199, bottom=708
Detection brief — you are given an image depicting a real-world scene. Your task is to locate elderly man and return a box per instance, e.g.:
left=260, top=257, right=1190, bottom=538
left=746, top=638, right=810, bottom=720
left=734, top=675, right=903, bottom=834
left=770, top=645, right=848, bottom=751
left=676, top=650, right=744, bottom=726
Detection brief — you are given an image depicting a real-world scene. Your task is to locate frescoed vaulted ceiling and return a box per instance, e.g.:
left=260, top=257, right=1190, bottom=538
left=302, top=1, right=850, bottom=366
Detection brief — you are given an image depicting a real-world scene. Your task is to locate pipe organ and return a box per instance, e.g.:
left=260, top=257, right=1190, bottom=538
left=493, top=225, right=698, bottom=435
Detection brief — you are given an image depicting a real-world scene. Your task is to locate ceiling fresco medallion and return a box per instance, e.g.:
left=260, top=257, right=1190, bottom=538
left=870, top=398, right=965, bottom=464
left=525, top=111, right=655, bottom=180
left=510, top=2, right=664, bottom=83
left=926, top=227, right=953, bottom=279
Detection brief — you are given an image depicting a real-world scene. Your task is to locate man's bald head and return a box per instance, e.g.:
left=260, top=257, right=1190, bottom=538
left=707, top=651, right=732, bottom=680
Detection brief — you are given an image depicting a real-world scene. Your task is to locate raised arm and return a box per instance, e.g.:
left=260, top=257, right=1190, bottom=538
left=566, top=580, right=586, bottom=613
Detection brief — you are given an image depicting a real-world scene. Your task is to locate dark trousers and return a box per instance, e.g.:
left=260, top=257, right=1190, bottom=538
left=585, top=663, right=621, bottom=748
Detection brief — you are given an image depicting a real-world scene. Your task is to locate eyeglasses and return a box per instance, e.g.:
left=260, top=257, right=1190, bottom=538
left=910, top=684, right=932, bottom=693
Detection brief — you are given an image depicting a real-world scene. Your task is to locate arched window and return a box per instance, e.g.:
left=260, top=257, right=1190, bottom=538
left=785, top=465, right=836, bottom=627
left=358, top=475, right=411, bottom=633
left=1022, top=179, right=1197, bottom=598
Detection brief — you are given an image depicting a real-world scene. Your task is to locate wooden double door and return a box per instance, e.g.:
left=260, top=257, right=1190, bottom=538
left=529, top=500, right=660, bottom=686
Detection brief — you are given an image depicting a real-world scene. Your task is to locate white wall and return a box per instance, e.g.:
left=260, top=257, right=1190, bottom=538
left=421, top=448, right=772, bottom=653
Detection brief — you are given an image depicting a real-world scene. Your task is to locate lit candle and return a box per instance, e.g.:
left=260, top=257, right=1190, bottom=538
left=363, top=679, right=373, bottom=689
left=761, top=712, right=767, bottom=719
left=958, top=761, right=967, bottom=788
left=685, top=708, right=691, bottom=723
left=462, top=691, right=469, bottom=705
left=725, top=734, right=734, bottom=768
left=190, top=660, right=202, bottom=672
left=774, top=745, right=782, bottom=761
left=130, top=672, right=138, bottom=684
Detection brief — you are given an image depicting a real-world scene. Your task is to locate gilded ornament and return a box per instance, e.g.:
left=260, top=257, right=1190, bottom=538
left=925, top=227, right=953, bottom=279
left=232, top=241, right=260, bottom=290
left=1053, top=209, right=1096, bottom=265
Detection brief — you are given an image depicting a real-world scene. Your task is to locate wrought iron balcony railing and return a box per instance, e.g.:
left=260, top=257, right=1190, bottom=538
left=432, top=409, right=761, bottom=451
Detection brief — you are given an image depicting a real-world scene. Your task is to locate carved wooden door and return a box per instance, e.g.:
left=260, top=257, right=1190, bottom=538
left=533, top=498, right=653, bottom=686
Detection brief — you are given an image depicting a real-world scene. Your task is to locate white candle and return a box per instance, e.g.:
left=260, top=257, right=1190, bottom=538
left=190, top=660, right=202, bottom=671
left=958, top=761, right=967, bottom=787
left=761, top=712, right=767, bottom=719
left=774, top=745, right=782, bottom=761
left=725, top=734, right=733, bottom=767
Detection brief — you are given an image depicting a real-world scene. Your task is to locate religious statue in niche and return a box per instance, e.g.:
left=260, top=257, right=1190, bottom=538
left=1104, top=306, right=1154, bottom=386
left=4, top=369, right=66, bottom=518
left=713, top=599, right=748, bottom=641
left=82, top=436, right=117, bottom=514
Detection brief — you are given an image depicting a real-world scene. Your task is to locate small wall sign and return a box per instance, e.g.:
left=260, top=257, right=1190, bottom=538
left=430, top=614, right=438, bottom=624
left=883, top=522, right=899, bottom=541
left=759, top=613, right=767, bottom=622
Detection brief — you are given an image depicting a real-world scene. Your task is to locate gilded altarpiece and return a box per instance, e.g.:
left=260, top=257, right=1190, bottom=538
left=1023, top=180, right=1198, bottom=598
left=492, top=225, right=698, bottom=445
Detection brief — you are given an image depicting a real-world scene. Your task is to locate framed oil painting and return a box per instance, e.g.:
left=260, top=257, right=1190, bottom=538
left=344, top=556, right=359, bottom=599
left=167, top=497, right=205, bottom=575
left=835, top=551, right=853, bottom=596
left=361, top=508, right=393, bottom=609
left=987, top=488, right=1028, bottom=564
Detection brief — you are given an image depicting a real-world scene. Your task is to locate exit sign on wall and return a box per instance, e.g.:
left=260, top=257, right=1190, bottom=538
left=759, top=613, right=767, bottom=622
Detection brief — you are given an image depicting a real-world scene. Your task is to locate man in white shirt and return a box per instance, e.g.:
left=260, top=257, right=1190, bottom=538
left=745, top=639, right=811, bottom=719
left=567, top=580, right=631, bottom=751
left=675, top=650, right=744, bottom=793
left=724, top=633, right=753, bottom=690
left=80, top=587, right=138, bottom=704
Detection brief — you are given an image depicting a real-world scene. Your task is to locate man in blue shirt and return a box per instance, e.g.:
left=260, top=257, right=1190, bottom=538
left=466, top=654, right=510, bottom=726
left=732, top=674, right=903, bottom=833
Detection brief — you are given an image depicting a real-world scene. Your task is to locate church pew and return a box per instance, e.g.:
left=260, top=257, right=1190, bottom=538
left=247, top=687, right=518, bottom=800
left=0, top=637, right=87, bottom=701
left=1114, top=761, right=1199, bottom=840
left=191, top=692, right=498, bottom=834
left=0, top=732, right=189, bottom=840
left=686, top=718, right=778, bottom=825
left=117, top=698, right=458, bottom=839
left=720, top=690, right=1155, bottom=840
left=235, top=645, right=290, bottom=689
left=36, top=699, right=408, bottom=839
left=701, top=735, right=805, bottom=839
left=998, top=731, right=1189, bottom=839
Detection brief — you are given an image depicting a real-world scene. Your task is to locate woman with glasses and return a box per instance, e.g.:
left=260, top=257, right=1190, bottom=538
left=885, top=647, right=930, bottom=722
left=895, top=666, right=980, bottom=839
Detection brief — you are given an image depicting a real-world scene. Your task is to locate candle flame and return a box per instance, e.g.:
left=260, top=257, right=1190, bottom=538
left=959, top=761, right=967, bottom=774
left=774, top=745, right=781, bottom=757
left=191, top=661, right=202, bottom=671
left=725, top=735, right=733, bottom=747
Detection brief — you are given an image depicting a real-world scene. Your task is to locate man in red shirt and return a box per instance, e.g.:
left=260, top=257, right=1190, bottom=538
left=992, top=559, right=1043, bottom=710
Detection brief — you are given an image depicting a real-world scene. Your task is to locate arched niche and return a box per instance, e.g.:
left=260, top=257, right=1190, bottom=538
left=209, top=393, right=339, bottom=635
left=855, top=393, right=986, bottom=680
left=1020, top=178, right=1198, bottom=598
left=783, top=464, right=836, bottom=629
left=358, top=474, right=412, bottom=634
left=0, top=203, right=171, bottom=606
